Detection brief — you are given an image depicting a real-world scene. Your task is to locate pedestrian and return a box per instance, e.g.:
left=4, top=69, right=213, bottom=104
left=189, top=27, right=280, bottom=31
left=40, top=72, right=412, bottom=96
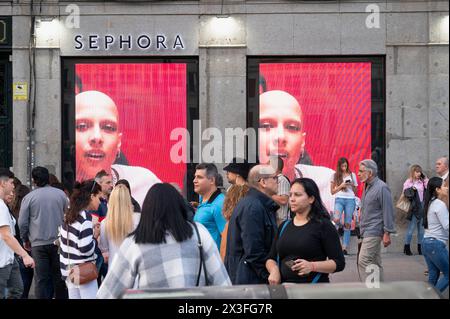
left=357, top=159, right=396, bottom=283
left=266, top=178, right=345, bottom=284
left=220, top=184, right=250, bottom=261
left=422, top=177, right=449, bottom=293
left=271, top=156, right=291, bottom=226
left=18, top=166, right=68, bottom=299
left=0, top=168, right=35, bottom=299
left=193, top=163, right=226, bottom=249
left=115, top=179, right=141, bottom=212
left=59, top=179, right=101, bottom=299
left=8, top=184, right=34, bottom=298
left=99, top=184, right=140, bottom=267
left=330, top=157, right=358, bottom=255
left=435, top=156, right=449, bottom=182
left=223, top=157, right=252, bottom=188
left=225, top=164, right=279, bottom=284
left=402, top=165, right=428, bottom=256
left=97, top=183, right=230, bottom=299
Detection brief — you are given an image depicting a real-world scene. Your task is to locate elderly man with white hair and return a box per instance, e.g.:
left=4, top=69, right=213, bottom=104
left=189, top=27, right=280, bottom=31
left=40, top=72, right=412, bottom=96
left=435, top=156, right=449, bottom=182
left=357, top=159, right=396, bottom=283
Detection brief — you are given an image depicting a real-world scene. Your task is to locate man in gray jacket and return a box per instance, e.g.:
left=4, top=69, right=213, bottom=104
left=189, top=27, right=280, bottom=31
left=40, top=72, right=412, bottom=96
left=18, top=167, right=68, bottom=299
left=357, top=159, right=396, bottom=283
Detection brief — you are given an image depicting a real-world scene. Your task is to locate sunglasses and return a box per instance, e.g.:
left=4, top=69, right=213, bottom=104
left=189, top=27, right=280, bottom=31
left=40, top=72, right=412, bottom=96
left=90, top=180, right=97, bottom=194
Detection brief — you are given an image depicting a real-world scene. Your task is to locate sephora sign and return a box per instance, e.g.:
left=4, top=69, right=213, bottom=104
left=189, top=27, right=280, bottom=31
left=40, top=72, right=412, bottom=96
left=74, top=34, right=185, bottom=51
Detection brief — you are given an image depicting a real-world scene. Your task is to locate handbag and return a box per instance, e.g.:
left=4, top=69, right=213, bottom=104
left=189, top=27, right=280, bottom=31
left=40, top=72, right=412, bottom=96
left=396, top=193, right=411, bottom=213
left=66, top=225, right=98, bottom=285
left=190, top=222, right=210, bottom=286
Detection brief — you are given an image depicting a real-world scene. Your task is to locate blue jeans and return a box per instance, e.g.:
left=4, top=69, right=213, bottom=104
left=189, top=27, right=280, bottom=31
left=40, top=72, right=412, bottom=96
left=0, top=259, right=23, bottom=299
left=404, top=214, right=424, bottom=245
left=422, top=237, right=449, bottom=293
left=334, top=197, right=356, bottom=248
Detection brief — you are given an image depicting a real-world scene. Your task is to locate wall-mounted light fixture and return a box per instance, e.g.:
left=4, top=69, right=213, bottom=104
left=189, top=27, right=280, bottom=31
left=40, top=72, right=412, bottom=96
left=199, top=0, right=246, bottom=48
left=35, top=17, right=61, bottom=48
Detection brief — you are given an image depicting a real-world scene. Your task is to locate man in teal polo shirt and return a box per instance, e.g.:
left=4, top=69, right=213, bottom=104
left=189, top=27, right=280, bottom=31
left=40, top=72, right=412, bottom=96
left=193, top=163, right=226, bottom=249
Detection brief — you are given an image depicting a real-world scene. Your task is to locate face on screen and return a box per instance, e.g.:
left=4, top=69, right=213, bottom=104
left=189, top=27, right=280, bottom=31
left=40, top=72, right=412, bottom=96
left=259, top=90, right=306, bottom=177
left=75, top=90, right=122, bottom=181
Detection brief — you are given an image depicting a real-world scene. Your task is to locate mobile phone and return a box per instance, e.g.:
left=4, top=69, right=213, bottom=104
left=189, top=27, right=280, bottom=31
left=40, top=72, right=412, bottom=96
left=345, top=180, right=352, bottom=184
left=285, top=260, right=296, bottom=268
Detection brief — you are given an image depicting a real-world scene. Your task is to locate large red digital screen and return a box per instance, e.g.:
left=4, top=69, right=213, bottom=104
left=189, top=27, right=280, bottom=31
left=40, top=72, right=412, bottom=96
left=75, top=63, right=186, bottom=206
left=259, top=63, right=372, bottom=212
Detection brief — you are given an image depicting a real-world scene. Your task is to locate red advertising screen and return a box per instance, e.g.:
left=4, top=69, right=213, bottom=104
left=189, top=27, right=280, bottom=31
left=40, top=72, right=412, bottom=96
left=75, top=63, right=186, bottom=206
left=259, top=62, right=372, bottom=212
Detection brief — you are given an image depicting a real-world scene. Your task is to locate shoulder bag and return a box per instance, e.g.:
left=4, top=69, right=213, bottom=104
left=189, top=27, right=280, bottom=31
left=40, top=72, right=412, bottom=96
left=396, top=192, right=411, bottom=213
left=66, top=224, right=98, bottom=285
left=191, top=221, right=210, bottom=286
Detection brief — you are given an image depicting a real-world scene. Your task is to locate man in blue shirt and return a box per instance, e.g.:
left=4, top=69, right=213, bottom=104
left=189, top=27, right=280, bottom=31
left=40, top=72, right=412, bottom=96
left=193, top=163, right=226, bottom=249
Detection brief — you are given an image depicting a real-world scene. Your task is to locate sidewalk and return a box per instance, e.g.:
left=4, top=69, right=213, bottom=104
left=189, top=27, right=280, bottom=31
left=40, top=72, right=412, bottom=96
left=330, top=252, right=449, bottom=298
left=28, top=253, right=448, bottom=299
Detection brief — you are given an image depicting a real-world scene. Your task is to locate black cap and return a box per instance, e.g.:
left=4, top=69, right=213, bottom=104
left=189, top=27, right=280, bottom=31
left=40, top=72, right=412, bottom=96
left=223, top=158, right=253, bottom=181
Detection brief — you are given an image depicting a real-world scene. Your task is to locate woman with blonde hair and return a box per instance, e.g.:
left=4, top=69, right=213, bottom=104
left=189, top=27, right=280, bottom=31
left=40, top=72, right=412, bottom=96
left=99, top=184, right=140, bottom=266
left=402, top=164, right=428, bottom=255
left=220, top=184, right=250, bottom=260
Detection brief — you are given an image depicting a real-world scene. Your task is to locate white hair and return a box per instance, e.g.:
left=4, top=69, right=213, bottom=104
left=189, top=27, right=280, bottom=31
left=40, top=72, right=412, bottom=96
left=360, top=159, right=378, bottom=176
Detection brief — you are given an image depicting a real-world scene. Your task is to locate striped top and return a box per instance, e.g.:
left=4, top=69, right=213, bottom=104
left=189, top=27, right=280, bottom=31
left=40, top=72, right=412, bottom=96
left=59, top=210, right=97, bottom=280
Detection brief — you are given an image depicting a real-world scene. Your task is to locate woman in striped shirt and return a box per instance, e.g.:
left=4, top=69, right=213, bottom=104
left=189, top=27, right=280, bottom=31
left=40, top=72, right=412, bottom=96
left=59, top=179, right=102, bottom=299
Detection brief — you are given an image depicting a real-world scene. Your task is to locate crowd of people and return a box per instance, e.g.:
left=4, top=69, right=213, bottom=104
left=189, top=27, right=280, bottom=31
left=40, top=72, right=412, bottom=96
left=0, top=155, right=448, bottom=299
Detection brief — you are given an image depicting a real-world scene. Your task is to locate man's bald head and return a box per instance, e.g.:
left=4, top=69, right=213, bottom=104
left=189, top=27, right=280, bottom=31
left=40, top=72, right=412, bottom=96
left=76, top=90, right=120, bottom=122
left=248, top=164, right=278, bottom=196
left=260, top=90, right=303, bottom=118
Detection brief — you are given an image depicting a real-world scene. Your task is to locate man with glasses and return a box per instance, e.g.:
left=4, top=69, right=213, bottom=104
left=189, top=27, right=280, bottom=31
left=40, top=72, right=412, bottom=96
left=225, top=165, right=279, bottom=284
left=357, top=159, right=395, bottom=283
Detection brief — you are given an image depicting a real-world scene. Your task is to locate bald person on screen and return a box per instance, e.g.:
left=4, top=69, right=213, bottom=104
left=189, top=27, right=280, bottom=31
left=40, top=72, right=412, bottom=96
left=75, top=90, right=161, bottom=207
left=259, top=90, right=335, bottom=213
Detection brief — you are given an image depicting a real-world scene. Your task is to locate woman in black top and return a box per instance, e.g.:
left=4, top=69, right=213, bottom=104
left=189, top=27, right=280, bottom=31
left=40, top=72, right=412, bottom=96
left=266, top=178, right=345, bottom=284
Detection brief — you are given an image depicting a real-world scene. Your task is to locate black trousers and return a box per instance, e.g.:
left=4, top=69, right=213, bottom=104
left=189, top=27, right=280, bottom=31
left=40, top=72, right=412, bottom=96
left=32, top=244, right=68, bottom=299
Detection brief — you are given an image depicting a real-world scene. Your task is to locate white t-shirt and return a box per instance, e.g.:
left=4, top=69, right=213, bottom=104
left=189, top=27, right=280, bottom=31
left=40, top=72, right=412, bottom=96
left=294, top=164, right=336, bottom=214
left=0, top=199, right=15, bottom=268
left=111, top=164, right=161, bottom=208
left=331, top=172, right=358, bottom=199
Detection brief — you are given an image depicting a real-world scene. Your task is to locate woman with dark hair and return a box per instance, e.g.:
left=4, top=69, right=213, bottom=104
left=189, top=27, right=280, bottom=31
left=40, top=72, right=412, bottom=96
left=97, top=183, right=231, bottom=299
left=8, top=185, right=34, bottom=299
left=266, top=178, right=345, bottom=284
left=330, top=157, right=358, bottom=255
left=59, top=179, right=102, bottom=299
left=421, top=177, right=448, bottom=293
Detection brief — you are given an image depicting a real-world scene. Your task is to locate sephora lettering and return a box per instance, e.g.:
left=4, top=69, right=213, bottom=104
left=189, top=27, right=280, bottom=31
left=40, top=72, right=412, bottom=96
left=74, top=34, right=185, bottom=50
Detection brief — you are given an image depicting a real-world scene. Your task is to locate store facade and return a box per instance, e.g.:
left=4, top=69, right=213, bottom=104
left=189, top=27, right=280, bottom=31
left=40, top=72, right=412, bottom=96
left=1, top=1, right=449, bottom=251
